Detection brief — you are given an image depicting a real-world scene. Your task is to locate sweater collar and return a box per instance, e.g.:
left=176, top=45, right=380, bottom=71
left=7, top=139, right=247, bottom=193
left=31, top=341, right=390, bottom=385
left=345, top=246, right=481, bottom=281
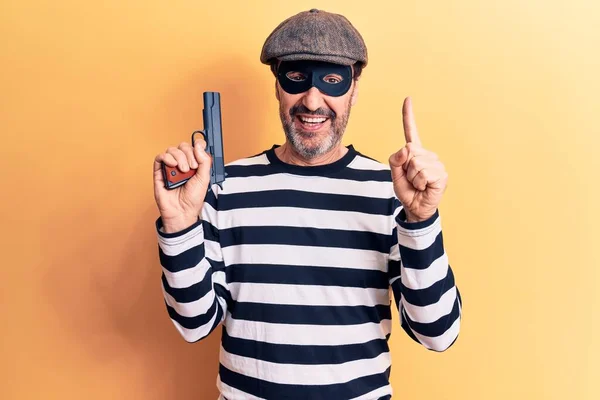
left=265, top=144, right=357, bottom=176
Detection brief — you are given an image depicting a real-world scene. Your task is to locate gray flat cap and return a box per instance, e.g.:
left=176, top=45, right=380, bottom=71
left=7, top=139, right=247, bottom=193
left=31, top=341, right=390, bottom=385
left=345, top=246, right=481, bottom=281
left=260, top=9, right=368, bottom=67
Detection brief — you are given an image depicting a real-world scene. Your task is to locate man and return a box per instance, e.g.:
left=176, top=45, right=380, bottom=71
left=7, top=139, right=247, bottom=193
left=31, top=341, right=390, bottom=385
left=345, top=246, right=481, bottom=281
left=153, top=9, right=461, bottom=400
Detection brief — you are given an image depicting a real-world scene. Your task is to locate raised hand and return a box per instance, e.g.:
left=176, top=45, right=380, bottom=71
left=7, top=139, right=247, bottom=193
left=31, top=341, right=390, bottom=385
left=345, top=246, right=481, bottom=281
left=153, top=137, right=212, bottom=233
left=389, top=97, right=448, bottom=223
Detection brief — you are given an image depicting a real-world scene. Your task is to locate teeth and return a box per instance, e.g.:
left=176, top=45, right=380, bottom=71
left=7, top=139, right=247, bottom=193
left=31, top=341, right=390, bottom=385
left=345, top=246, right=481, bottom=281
left=299, top=116, right=326, bottom=123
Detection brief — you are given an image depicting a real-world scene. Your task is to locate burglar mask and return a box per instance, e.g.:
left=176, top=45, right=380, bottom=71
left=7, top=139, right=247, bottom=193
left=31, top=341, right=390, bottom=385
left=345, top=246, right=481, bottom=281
left=277, top=60, right=353, bottom=97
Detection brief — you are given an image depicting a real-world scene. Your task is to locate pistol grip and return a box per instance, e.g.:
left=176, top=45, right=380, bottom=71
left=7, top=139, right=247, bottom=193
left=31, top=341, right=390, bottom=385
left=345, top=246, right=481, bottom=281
left=162, top=164, right=197, bottom=190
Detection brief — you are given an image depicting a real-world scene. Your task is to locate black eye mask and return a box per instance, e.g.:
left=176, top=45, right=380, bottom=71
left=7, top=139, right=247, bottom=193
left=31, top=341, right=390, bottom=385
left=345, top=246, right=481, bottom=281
left=277, top=60, right=353, bottom=97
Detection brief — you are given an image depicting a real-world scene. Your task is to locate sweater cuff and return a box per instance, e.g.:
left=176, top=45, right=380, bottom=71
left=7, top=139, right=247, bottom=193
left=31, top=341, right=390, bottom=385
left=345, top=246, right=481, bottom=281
left=395, top=208, right=440, bottom=236
left=155, top=216, right=202, bottom=239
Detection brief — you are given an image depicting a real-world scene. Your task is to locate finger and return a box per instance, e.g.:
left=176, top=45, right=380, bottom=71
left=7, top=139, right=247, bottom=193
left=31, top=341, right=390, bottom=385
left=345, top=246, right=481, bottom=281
left=166, top=147, right=190, bottom=172
left=412, top=169, right=428, bottom=191
left=402, top=97, right=422, bottom=146
left=179, top=142, right=198, bottom=169
left=406, top=155, right=429, bottom=183
left=403, top=142, right=427, bottom=170
left=406, top=152, right=440, bottom=177
left=427, top=168, right=449, bottom=190
left=154, top=152, right=177, bottom=171
left=411, top=166, right=448, bottom=191
left=153, top=153, right=178, bottom=189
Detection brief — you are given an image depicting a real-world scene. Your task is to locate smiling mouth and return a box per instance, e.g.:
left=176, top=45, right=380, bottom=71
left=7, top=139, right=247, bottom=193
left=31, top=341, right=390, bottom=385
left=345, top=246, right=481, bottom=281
left=295, top=115, right=330, bottom=131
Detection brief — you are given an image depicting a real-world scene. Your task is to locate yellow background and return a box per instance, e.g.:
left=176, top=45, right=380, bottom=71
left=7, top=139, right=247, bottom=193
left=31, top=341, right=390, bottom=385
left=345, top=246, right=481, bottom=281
left=1, top=0, right=598, bottom=399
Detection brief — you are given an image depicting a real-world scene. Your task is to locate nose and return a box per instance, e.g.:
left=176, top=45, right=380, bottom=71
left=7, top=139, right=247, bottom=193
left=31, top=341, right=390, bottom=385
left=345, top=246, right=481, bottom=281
left=301, top=86, right=325, bottom=112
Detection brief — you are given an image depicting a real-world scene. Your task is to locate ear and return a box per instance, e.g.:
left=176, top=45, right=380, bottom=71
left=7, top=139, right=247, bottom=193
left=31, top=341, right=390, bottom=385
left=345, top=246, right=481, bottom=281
left=350, top=79, right=359, bottom=106
left=273, top=60, right=282, bottom=101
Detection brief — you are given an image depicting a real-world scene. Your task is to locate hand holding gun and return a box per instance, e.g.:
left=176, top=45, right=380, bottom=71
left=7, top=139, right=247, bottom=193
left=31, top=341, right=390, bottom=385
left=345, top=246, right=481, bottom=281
left=162, top=92, right=226, bottom=190
left=152, top=91, right=226, bottom=233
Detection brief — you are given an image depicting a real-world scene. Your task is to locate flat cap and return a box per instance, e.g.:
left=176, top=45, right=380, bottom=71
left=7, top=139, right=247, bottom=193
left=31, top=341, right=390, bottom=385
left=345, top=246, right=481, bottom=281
left=260, top=9, right=368, bottom=67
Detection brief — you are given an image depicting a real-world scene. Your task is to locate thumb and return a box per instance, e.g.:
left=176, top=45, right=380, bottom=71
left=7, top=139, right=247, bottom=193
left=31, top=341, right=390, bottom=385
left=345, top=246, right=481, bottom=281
left=389, top=147, right=415, bottom=199
left=190, top=139, right=212, bottom=185
left=389, top=147, right=409, bottom=169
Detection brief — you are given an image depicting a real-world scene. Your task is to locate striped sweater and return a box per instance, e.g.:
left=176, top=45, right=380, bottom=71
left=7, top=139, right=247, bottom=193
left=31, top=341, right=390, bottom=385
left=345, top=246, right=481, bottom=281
left=155, top=145, right=462, bottom=400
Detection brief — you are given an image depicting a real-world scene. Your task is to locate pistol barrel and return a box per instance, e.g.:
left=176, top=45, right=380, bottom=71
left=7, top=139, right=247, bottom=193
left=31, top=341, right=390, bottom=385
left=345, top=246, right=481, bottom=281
left=203, top=92, right=226, bottom=189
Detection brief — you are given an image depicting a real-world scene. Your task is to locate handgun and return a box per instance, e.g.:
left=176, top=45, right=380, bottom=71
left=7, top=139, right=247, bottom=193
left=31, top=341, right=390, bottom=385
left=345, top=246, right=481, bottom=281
left=161, top=91, right=226, bottom=190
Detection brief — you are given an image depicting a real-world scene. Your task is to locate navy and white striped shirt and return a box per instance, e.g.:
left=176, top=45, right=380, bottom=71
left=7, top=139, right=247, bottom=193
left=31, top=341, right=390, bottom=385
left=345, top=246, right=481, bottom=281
left=156, top=145, right=462, bottom=399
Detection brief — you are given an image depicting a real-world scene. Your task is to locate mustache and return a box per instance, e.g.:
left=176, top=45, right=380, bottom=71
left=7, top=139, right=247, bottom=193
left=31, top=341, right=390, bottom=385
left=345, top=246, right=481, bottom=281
left=289, top=104, right=336, bottom=120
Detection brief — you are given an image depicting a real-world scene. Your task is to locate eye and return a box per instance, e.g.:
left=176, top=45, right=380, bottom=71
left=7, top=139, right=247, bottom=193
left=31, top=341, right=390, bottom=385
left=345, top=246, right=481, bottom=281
left=285, top=72, right=307, bottom=81
left=323, top=74, right=343, bottom=84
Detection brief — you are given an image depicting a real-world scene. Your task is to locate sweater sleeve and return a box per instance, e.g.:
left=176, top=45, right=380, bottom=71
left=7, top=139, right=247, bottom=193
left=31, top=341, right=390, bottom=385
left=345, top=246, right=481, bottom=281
left=155, top=188, right=230, bottom=343
left=388, top=205, right=462, bottom=351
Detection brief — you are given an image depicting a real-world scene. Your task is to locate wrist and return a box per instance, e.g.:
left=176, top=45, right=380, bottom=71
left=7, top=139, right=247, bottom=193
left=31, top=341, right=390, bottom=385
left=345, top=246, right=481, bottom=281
left=161, top=214, right=199, bottom=233
left=404, top=211, right=422, bottom=223
left=404, top=210, right=434, bottom=223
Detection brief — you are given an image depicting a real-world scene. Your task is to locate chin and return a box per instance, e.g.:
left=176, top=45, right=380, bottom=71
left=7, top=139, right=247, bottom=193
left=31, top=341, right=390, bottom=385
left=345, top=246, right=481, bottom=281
left=291, top=133, right=339, bottom=159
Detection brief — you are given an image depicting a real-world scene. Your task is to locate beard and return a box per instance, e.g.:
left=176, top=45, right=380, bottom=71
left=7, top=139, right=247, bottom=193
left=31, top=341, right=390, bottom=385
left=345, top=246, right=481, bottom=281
left=279, top=94, right=352, bottom=160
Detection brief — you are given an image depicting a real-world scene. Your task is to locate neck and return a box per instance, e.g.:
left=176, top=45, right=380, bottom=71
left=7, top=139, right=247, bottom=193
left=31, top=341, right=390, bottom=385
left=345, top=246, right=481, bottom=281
left=275, top=141, right=348, bottom=166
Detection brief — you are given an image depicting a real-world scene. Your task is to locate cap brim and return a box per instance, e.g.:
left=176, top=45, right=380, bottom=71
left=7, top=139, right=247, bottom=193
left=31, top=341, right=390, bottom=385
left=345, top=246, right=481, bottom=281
left=272, top=53, right=359, bottom=66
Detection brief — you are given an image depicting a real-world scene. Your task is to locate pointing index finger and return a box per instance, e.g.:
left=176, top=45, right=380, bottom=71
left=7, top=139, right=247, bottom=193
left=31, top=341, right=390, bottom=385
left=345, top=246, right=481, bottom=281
left=402, top=96, right=422, bottom=146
